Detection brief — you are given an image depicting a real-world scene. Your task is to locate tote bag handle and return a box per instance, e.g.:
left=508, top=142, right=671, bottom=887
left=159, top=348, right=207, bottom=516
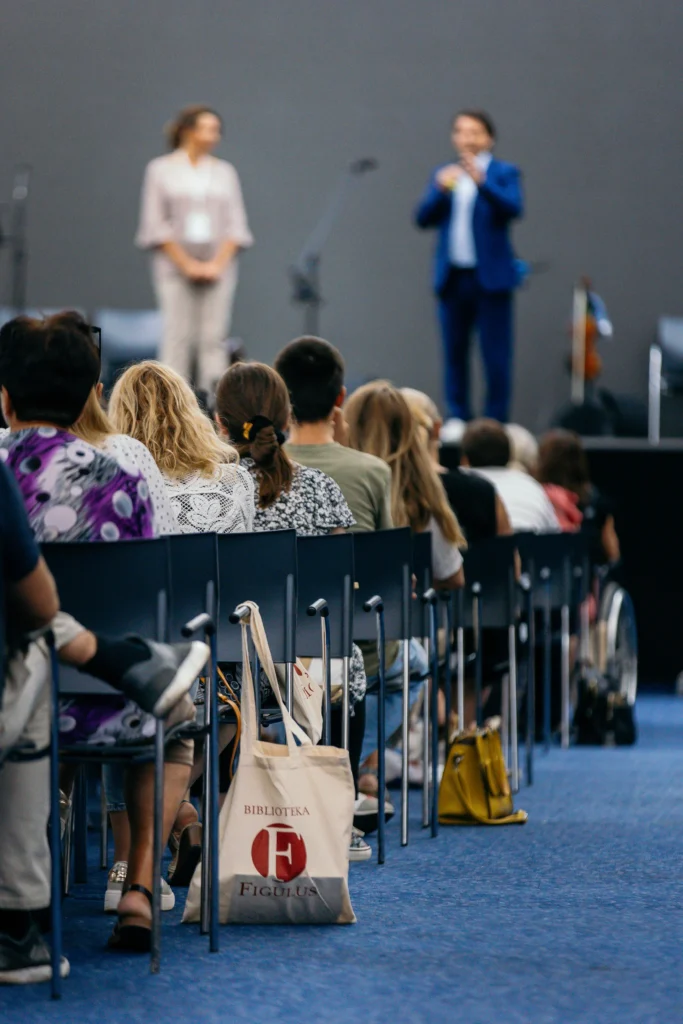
left=239, top=601, right=311, bottom=756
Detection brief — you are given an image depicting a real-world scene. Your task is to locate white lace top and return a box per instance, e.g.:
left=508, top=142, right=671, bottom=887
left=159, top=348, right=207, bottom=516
left=102, top=434, right=179, bottom=536
left=164, top=462, right=255, bottom=534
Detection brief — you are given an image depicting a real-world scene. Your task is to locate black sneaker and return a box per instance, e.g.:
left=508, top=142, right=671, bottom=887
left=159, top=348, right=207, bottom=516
left=0, top=922, right=70, bottom=985
left=121, top=640, right=209, bottom=719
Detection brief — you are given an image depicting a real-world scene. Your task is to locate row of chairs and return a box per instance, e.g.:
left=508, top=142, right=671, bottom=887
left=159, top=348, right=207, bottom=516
left=3, top=526, right=633, bottom=997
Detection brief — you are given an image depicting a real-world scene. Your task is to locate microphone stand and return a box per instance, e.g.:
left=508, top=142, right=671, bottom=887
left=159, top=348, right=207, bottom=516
left=290, top=158, right=377, bottom=337
left=0, top=165, right=31, bottom=314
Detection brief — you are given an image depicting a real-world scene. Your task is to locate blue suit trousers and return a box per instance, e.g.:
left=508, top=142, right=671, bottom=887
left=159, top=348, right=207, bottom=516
left=438, top=268, right=513, bottom=422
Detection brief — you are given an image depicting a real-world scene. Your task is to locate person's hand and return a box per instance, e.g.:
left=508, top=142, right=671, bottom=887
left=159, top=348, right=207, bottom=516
left=184, top=260, right=221, bottom=283
left=459, top=153, right=484, bottom=185
left=435, top=164, right=461, bottom=192
left=332, top=407, right=350, bottom=446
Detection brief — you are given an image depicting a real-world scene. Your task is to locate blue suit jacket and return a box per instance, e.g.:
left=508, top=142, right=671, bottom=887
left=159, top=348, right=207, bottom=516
left=414, top=158, right=523, bottom=294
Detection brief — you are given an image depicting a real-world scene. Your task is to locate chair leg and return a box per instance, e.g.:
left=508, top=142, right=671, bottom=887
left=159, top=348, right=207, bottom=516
left=100, top=767, right=108, bottom=870
left=526, top=591, right=535, bottom=787
left=509, top=624, right=519, bottom=792
left=429, top=605, right=439, bottom=839
left=560, top=603, right=571, bottom=749
left=322, top=616, right=332, bottom=746
left=284, top=662, right=294, bottom=716
left=501, top=672, right=510, bottom=768
left=543, top=593, right=552, bottom=752
left=49, top=644, right=63, bottom=1000
left=208, top=635, right=220, bottom=953
left=341, top=656, right=350, bottom=750
left=376, top=610, right=386, bottom=865
left=73, top=768, right=88, bottom=885
left=200, top=736, right=210, bottom=937
left=442, top=598, right=453, bottom=748
left=150, top=722, right=164, bottom=975
left=421, top=638, right=430, bottom=830
left=473, top=587, right=483, bottom=726
left=456, top=625, right=465, bottom=733
left=400, top=638, right=410, bottom=848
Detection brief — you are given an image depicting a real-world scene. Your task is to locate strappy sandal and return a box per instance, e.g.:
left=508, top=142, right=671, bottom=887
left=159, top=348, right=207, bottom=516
left=107, top=883, right=153, bottom=952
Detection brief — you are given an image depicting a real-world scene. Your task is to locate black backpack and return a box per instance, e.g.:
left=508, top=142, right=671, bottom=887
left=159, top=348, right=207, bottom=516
left=573, top=668, right=637, bottom=746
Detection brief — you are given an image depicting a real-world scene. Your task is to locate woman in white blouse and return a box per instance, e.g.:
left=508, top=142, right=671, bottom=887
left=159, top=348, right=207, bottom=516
left=108, top=361, right=255, bottom=535
left=68, top=386, right=179, bottom=535
left=136, top=105, right=253, bottom=395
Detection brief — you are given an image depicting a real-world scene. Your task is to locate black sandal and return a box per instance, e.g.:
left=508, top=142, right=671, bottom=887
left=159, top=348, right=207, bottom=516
left=107, top=883, right=153, bottom=952
left=167, top=821, right=203, bottom=887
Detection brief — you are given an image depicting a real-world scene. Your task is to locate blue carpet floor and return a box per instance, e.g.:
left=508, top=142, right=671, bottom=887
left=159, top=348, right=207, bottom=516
left=2, top=695, right=682, bottom=1023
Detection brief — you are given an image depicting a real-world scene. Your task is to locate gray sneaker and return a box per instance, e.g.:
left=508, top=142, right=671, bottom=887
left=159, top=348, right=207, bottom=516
left=121, top=640, right=209, bottom=719
left=104, top=861, right=175, bottom=914
left=348, top=826, right=372, bottom=862
left=0, top=922, right=69, bottom=985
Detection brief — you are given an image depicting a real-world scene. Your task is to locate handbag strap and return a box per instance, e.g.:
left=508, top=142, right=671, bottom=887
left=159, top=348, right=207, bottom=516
left=450, top=767, right=528, bottom=826
left=240, top=601, right=311, bottom=753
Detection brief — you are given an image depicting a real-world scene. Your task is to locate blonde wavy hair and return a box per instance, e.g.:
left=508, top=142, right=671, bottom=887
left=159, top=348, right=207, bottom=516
left=345, top=380, right=466, bottom=547
left=108, top=361, right=237, bottom=479
left=69, top=387, right=117, bottom=448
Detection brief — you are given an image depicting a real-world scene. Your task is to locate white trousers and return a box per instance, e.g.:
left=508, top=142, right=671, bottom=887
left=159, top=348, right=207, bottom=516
left=0, top=613, right=84, bottom=909
left=154, top=263, right=238, bottom=394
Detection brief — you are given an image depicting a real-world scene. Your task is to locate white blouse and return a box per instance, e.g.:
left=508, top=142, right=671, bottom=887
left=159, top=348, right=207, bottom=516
left=164, top=462, right=255, bottom=535
left=102, top=434, right=179, bottom=536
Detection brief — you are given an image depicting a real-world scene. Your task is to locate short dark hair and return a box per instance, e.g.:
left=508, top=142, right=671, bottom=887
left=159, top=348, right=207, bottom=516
left=453, top=109, right=496, bottom=140
left=274, top=336, right=345, bottom=424
left=461, top=418, right=510, bottom=467
left=0, top=311, right=100, bottom=427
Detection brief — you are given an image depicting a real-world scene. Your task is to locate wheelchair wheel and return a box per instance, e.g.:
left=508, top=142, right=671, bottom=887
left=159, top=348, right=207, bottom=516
left=598, top=583, right=638, bottom=705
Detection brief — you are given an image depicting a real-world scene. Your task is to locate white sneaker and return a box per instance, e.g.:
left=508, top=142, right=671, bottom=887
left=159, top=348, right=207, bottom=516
left=104, top=861, right=175, bottom=913
left=348, top=827, right=372, bottom=862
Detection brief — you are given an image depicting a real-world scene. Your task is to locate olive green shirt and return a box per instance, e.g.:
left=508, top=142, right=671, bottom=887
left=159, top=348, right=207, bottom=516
left=285, top=442, right=399, bottom=676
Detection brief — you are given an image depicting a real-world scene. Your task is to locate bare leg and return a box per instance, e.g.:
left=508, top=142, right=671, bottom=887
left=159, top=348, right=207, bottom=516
left=110, top=811, right=131, bottom=864
left=59, top=631, right=97, bottom=666
left=116, top=762, right=191, bottom=924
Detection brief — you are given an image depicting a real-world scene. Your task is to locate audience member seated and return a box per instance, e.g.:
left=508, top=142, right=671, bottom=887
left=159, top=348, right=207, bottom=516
left=275, top=336, right=394, bottom=834
left=505, top=422, right=539, bottom=475
left=214, top=360, right=372, bottom=860
left=343, top=381, right=465, bottom=797
left=461, top=419, right=560, bottom=533
left=536, top=429, right=620, bottom=563
left=0, top=313, right=208, bottom=954
left=401, top=387, right=512, bottom=543
left=69, top=384, right=178, bottom=535
left=109, top=361, right=254, bottom=535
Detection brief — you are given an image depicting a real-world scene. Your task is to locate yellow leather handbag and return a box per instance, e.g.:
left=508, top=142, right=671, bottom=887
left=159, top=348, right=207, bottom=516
left=438, top=727, right=528, bottom=826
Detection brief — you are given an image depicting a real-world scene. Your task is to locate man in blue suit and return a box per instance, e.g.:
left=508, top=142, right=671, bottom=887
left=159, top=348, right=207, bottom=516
left=414, top=110, right=523, bottom=423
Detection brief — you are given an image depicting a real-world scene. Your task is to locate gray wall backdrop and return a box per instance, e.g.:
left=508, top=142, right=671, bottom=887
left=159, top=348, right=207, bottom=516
left=1, top=0, right=682, bottom=428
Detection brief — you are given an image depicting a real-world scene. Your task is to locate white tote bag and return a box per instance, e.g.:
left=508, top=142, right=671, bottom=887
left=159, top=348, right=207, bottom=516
left=273, top=659, right=324, bottom=744
left=183, top=601, right=356, bottom=926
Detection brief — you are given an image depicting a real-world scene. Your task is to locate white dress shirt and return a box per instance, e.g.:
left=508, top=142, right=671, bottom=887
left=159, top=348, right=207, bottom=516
left=448, top=151, right=492, bottom=267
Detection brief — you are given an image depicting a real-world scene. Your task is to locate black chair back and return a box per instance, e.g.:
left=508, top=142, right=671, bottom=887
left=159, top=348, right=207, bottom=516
left=215, top=530, right=297, bottom=662
left=516, top=532, right=585, bottom=609
left=168, top=533, right=218, bottom=639
left=459, top=535, right=518, bottom=628
left=42, top=538, right=170, bottom=695
left=353, top=528, right=412, bottom=641
left=296, top=534, right=354, bottom=659
left=410, top=531, right=433, bottom=639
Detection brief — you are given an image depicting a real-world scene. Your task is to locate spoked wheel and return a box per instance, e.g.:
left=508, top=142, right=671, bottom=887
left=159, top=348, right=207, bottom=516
left=598, top=583, right=638, bottom=705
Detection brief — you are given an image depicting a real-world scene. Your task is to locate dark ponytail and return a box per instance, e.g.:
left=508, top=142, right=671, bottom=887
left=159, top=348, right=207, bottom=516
left=215, top=363, right=294, bottom=509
